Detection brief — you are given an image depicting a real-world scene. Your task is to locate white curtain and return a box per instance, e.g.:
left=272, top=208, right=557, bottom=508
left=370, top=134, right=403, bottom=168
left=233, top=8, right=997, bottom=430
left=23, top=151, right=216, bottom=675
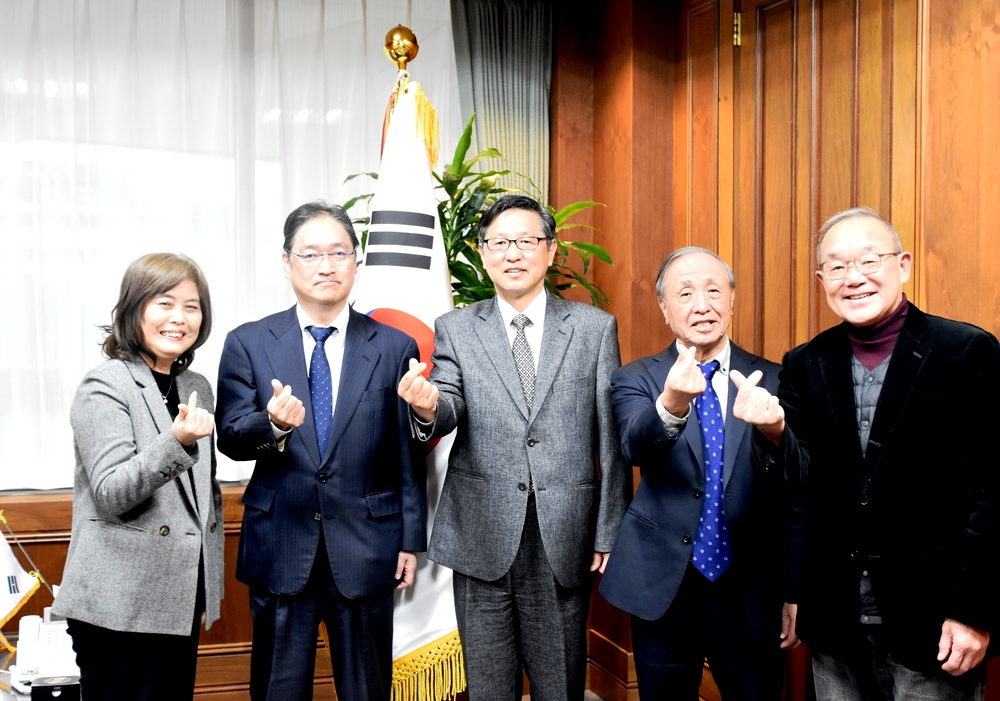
left=0, top=0, right=462, bottom=490
left=451, top=0, right=551, bottom=197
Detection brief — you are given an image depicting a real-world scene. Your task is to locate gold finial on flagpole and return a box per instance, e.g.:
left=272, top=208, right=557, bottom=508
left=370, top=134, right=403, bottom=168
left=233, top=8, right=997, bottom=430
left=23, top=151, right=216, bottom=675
left=384, top=25, right=419, bottom=70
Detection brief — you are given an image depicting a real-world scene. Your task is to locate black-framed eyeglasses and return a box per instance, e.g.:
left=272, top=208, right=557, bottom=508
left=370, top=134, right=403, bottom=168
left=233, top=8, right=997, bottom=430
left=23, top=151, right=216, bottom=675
left=481, top=237, right=550, bottom=252
left=818, top=252, right=899, bottom=280
left=285, top=249, right=356, bottom=269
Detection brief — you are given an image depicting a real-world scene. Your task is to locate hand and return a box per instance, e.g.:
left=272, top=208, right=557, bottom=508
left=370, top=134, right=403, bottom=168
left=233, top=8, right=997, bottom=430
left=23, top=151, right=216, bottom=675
left=730, top=369, right=785, bottom=444
left=397, top=358, right=439, bottom=422
left=591, top=552, right=610, bottom=574
left=395, top=551, right=417, bottom=589
left=173, top=391, right=214, bottom=446
left=938, top=618, right=990, bottom=675
left=780, top=602, right=801, bottom=649
left=267, top=379, right=305, bottom=431
left=660, top=345, right=706, bottom=416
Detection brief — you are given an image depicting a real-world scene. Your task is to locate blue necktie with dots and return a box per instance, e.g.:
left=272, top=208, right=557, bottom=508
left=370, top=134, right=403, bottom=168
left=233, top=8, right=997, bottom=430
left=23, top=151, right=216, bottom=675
left=308, top=326, right=336, bottom=455
left=691, top=360, right=731, bottom=580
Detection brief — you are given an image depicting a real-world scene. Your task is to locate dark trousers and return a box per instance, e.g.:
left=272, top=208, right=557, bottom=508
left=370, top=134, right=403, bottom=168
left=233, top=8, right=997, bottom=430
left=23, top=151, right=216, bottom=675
left=453, top=495, right=591, bottom=701
left=67, top=614, right=201, bottom=701
left=630, top=563, right=784, bottom=701
left=248, top=542, right=394, bottom=701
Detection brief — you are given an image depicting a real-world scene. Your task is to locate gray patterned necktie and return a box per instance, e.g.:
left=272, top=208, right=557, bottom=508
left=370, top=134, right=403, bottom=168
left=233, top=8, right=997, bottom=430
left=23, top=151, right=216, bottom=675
left=511, top=314, right=535, bottom=410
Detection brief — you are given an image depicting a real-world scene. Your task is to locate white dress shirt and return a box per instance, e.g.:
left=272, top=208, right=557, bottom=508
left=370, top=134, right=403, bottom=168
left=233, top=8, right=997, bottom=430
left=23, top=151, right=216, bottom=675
left=495, top=290, right=547, bottom=372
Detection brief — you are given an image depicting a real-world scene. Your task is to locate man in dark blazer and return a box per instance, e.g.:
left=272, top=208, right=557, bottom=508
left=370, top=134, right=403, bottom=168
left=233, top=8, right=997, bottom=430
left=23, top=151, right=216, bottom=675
left=773, top=207, right=999, bottom=699
left=599, top=246, right=799, bottom=699
left=216, top=201, right=426, bottom=701
left=397, top=194, right=630, bottom=701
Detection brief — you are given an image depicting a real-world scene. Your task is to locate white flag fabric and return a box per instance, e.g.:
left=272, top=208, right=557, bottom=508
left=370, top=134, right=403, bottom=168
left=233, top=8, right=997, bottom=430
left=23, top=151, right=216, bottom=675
left=351, top=81, right=464, bottom=701
left=1, top=532, right=39, bottom=631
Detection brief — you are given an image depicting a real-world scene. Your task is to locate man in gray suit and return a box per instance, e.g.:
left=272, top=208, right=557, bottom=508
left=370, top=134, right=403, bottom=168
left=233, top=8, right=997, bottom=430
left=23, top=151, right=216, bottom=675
left=398, top=194, right=630, bottom=701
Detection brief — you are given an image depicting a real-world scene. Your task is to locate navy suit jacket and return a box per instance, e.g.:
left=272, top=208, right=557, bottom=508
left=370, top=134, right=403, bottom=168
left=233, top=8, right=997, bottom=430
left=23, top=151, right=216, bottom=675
left=216, top=306, right=427, bottom=599
left=599, top=342, right=794, bottom=639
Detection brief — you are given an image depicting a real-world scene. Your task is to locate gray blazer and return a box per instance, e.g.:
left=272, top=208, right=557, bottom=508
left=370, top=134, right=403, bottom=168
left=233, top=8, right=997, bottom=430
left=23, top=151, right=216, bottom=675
left=424, top=295, right=630, bottom=588
left=52, top=358, right=224, bottom=636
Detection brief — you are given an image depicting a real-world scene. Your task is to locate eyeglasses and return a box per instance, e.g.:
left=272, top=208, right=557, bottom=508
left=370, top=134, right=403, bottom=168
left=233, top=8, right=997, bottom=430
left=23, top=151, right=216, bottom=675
left=819, top=252, right=899, bottom=280
left=481, top=237, right=550, bottom=252
left=286, top=249, right=356, bottom=269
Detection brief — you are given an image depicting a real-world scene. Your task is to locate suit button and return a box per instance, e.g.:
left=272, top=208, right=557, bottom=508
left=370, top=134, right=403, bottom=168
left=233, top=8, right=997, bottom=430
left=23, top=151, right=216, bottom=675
left=159, top=526, right=170, bottom=536
left=682, top=534, right=692, bottom=545
left=518, top=483, right=527, bottom=491
left=210, top=523, right=217, bottom=533
left=694, top=489, right=703, bottom=498
left=527, top=438, right=538, bottom=447
left=859, top=495, right=870, bottom=506
left=318, top=474, right=328, bottom=483
left=314, top=513, right=322, bottom=521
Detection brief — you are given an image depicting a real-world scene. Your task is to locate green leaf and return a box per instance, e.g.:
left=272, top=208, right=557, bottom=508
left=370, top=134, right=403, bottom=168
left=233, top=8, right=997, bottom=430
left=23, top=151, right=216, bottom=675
left=450, top=115, right=476, bottom=174
left=553, top=200, right=603, bottom=226
left=563, top=241, right=614, bottom=265
left=342, top=192, right=373, bottom=212
left=343, top=172, right=378, bottom=185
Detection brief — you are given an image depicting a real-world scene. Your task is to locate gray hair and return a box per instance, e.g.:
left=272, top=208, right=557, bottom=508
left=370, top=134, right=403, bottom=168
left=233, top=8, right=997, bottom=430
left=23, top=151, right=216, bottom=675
left=655, top=246, right=736, bottom=299
left=816, top=207, right=903, bottom=266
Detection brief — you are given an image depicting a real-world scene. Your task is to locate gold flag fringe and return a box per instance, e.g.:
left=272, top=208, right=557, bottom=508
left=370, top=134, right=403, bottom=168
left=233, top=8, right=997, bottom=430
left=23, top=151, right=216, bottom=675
left=391, top=629, right=466, bottom=701
left=403, top=81, right=440, bottom=169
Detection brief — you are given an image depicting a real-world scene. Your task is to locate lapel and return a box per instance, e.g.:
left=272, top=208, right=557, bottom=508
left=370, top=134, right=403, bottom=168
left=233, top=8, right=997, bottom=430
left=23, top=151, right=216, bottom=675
left=323, top=308, right=380, bottom=463
left=125, top=359, right=198, bottom=516
left=531, top=295, right=573, bottom=422
left=817, top=324, right=865, bottom=466
left=723, top=344, right=755, bottom=488
left=865, top=305, right=930, bottom=473
left=475, top=298, right=531, bottom=420
left=264, top=306, right=320, bottom=467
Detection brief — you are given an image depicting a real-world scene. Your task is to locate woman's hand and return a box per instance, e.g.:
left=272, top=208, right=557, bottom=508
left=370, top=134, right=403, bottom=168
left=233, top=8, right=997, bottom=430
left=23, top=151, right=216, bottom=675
left=173, top=391, right=215, bottom=446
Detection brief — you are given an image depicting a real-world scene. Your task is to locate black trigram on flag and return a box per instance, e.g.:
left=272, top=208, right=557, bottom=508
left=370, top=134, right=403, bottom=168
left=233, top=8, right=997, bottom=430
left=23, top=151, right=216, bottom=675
left=7, top=575, right=18, bottom=594
left=365, top=210, right=435, bottom=270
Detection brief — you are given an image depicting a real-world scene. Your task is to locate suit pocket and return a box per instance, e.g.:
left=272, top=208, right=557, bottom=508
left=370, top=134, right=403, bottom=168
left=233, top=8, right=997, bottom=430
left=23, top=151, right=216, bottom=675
left=90, top=518, right=146, bottom=534
left=626, top=506, right=659, bottom=529
left=366, top=490, right=401, bottom=519
left=242, top=481, right=276, bottom=513
left=553, top=376, right=588, bottom=392
left=448, top=468, right=487, bottom=482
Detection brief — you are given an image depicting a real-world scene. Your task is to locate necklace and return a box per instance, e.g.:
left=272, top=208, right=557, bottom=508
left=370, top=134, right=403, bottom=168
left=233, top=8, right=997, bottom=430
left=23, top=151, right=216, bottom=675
left=157, top=374, right=175, bottom=404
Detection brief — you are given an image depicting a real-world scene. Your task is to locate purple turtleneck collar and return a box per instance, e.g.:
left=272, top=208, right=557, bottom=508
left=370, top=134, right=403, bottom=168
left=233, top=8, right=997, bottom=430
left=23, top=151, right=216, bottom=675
left=849, top=294, right=909, bottom=370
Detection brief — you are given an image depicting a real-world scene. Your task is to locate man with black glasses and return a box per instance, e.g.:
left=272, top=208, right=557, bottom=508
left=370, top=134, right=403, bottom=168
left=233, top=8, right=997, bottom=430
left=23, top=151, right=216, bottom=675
left=762, top=207, right=999, bottom=699
left=217, top=201, right=426, bottom=701
left=398, top=194, right=630, bottom=701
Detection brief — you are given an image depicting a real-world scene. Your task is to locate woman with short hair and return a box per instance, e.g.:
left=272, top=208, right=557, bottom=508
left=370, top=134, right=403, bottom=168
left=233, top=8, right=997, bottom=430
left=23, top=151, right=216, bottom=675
left=53, top=253, right=224, bottom=701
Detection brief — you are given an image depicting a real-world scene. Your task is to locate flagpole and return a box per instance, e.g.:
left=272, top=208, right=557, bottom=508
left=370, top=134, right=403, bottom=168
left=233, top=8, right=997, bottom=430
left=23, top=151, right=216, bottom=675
left=0, top=510, right=52, bottom=597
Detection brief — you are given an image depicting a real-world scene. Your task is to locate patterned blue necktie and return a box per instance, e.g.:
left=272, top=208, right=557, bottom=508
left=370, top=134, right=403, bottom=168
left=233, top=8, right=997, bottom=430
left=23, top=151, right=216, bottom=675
left=691, top=360, right=731, bottom=580
left=308, top=326, right=336, bottom=455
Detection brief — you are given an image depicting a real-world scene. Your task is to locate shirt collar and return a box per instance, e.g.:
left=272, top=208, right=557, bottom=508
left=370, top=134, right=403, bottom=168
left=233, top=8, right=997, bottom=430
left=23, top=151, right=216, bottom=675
left=296, top=303, right=350, bottom=338
left=496, top=290, right=547, bottom=330
left=674, top=337, right=732, bottom=376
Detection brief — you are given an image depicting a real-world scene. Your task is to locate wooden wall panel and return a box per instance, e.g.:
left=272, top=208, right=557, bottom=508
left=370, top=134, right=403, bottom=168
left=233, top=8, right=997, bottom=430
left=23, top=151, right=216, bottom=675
left=920, top=0, right=1000, bottom=335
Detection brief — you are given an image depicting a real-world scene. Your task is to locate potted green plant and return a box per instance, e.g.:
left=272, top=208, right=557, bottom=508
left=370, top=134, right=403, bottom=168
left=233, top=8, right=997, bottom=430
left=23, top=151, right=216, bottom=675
left=344, top=114, right=612, bottom=308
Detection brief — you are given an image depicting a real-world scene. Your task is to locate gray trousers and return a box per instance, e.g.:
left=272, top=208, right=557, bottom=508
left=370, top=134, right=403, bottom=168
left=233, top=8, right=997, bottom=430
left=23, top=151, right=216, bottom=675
left=453, top=496, right=592, bottom=701
left=812, top=629, right=985, bottom=701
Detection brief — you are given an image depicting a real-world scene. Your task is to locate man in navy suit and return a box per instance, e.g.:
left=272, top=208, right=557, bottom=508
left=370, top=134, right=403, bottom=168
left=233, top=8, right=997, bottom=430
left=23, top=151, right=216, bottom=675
left=599, top=246, right=799, bottom=699
left=216, top=201, right=426, bottom=701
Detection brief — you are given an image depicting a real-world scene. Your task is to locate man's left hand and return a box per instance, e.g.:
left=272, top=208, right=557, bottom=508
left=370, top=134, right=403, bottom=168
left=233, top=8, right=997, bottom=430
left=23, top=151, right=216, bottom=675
left=591, top=552, right=610, bottom=574
left=730, top=369, right=785, bottom=444
left=395, top=551, right=417, bottom=590
left=780, top=602, right=801, bottom=650
left=938, top=618, right=990, bottom=675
